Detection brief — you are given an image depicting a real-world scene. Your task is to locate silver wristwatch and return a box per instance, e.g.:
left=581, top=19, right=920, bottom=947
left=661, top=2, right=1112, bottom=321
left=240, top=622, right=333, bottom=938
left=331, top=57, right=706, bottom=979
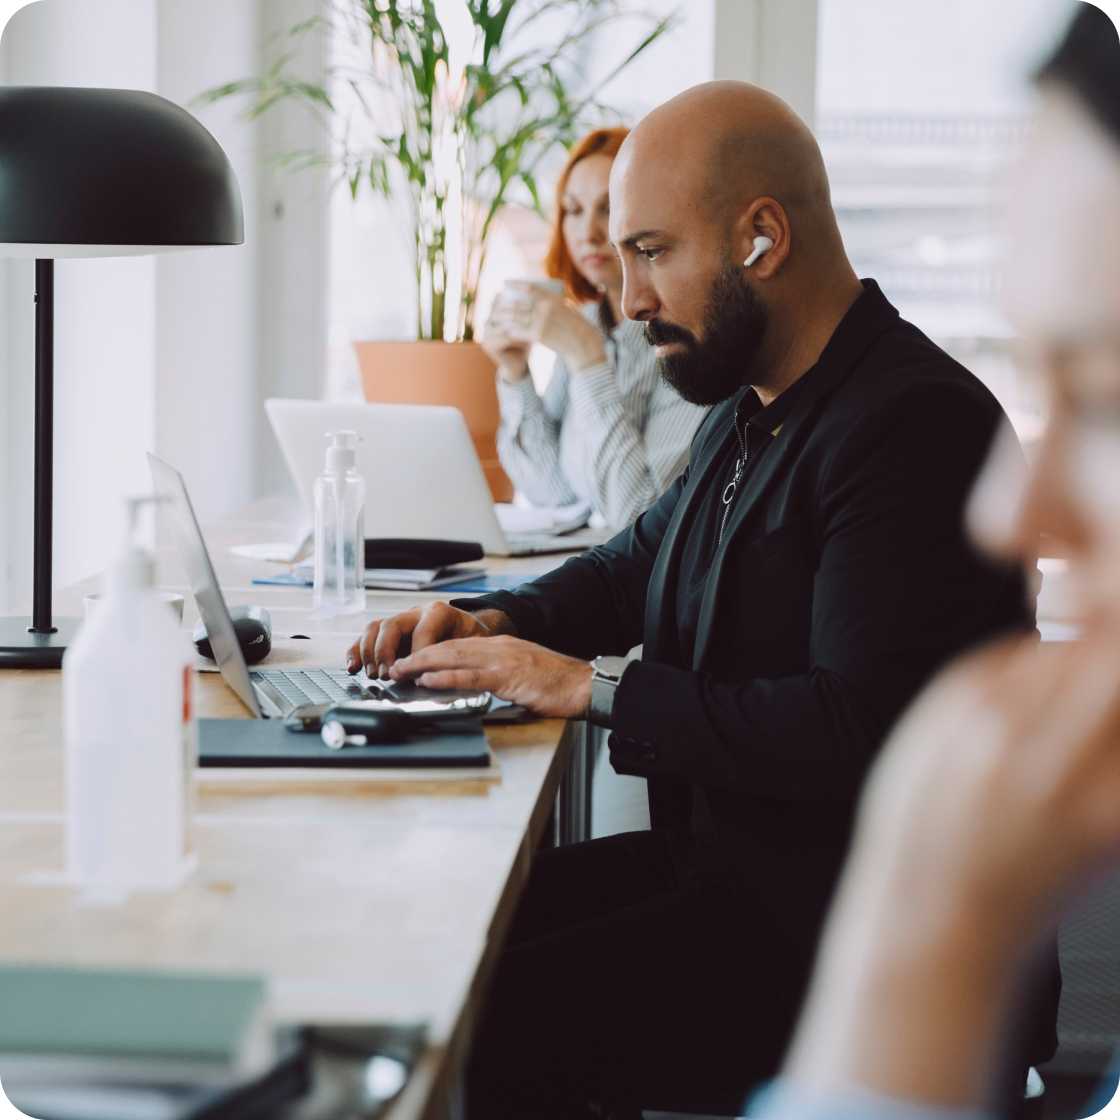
left=588, top=655, right=629, bottom=727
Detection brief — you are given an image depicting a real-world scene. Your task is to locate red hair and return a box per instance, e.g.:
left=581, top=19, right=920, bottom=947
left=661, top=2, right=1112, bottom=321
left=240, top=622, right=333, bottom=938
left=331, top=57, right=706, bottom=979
left=544, top=126, right=629, bottom=303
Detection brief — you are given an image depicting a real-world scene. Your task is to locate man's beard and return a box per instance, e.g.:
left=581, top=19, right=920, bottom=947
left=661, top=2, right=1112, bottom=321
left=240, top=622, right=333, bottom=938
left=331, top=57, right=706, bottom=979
left=646, top=264, right=769, bottom=406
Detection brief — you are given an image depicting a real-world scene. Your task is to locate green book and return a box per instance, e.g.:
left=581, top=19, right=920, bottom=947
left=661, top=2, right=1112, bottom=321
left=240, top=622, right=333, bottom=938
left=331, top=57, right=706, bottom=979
left=0, top=965, right=271, bottom=1084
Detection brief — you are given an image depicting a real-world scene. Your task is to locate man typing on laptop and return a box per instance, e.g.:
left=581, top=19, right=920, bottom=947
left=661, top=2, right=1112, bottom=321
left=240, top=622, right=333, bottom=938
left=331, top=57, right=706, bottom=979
left=343, top=82, right=1056, bottom=1118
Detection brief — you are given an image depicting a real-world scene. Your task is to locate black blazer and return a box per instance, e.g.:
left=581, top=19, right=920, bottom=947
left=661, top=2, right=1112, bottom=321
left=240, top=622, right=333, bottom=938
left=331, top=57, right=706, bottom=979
left=460, top=280, right=1058, bottom=1064
left=464, top=285, right=1037, bottom=919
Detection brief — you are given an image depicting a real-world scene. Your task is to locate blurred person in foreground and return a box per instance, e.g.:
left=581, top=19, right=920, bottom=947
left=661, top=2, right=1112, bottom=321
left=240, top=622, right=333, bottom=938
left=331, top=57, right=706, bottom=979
left=753, top=5, right=1120, bottom=1118
left=483, top=126, right=707, bottom=530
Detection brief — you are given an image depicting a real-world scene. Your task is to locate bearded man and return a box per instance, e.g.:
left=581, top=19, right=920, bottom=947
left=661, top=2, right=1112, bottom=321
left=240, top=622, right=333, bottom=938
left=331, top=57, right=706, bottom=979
left=345, top=82, right=1057, bottom=1117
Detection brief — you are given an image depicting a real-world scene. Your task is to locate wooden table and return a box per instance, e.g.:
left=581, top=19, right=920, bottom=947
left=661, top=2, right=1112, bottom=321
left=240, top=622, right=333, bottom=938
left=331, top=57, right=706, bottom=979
left=0, top=498, right=594, bottom=1119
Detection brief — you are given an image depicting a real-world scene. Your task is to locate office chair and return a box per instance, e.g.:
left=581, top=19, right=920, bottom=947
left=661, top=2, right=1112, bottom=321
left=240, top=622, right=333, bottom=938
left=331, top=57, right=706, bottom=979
left=1037, top=866, right=1120, bottom=1119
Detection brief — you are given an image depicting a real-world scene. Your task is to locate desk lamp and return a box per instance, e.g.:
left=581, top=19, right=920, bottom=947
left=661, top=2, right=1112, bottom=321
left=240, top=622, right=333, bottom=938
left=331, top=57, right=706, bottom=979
left=0, top=86, right=243, bottom=668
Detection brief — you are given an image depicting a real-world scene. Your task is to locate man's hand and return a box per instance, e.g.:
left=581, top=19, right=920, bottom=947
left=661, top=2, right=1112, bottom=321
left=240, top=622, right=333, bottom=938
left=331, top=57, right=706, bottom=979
left=345, top=603, right=514, bottom=679
left=389, top=635, right=593, bottom=719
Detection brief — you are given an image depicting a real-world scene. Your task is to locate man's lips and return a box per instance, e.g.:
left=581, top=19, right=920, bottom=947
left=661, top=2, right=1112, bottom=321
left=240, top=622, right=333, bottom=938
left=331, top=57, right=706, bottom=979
left=646, top=326, right=693, bottom=348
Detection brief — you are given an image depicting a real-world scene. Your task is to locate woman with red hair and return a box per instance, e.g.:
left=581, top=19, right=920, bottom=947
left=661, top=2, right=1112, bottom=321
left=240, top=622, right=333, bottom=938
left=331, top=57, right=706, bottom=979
left=483, top=126, right=707, bottom=531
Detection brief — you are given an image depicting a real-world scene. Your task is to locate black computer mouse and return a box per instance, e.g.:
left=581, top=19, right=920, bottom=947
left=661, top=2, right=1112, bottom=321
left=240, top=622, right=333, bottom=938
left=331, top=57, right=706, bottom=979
left=193, top=605, right=273, bottom=665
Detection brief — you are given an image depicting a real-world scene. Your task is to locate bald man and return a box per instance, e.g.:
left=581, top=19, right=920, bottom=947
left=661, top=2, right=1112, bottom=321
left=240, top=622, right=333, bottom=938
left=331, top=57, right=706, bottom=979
left=346, top=84, right=1056, bottom=1116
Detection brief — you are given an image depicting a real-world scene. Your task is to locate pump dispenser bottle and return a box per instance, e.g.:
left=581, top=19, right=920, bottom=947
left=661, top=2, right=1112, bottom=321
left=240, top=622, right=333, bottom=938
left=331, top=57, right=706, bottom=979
left=313, top=430, right=366, bottom=616
left=63, top=496, right=197, bottom=899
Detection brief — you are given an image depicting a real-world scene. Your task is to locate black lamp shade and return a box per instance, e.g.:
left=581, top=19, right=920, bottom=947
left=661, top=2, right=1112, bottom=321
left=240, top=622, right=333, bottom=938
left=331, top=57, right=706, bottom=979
left=0, top=86, right=245, bottom=669
left=0, top=86, right=244, bottom=249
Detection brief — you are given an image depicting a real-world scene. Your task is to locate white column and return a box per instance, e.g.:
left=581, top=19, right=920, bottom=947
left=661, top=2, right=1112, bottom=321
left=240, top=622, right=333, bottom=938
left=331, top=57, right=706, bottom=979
left=255, top=0, right=330, bottom=498
left=155, top=0, right=262, bottom=524
left=713, top=0, right=820, bottom=130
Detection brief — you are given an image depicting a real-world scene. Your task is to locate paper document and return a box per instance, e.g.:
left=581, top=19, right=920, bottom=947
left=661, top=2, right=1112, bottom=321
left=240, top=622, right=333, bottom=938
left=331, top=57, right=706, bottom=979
left=230, top=528, right=312, bottom=564
left=494, top=501, right=590, bottom=536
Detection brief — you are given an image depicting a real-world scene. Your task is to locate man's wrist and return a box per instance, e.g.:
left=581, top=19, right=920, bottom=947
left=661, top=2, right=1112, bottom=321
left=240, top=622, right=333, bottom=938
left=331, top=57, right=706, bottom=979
left=588, top=655, right=629, bottom=725
left=472, top=608, right=518, bottom=638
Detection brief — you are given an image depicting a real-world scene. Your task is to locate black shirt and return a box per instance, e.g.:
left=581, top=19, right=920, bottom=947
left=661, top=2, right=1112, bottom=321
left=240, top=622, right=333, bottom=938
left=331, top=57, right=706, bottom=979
left=673, top=375, right=810, bottom=664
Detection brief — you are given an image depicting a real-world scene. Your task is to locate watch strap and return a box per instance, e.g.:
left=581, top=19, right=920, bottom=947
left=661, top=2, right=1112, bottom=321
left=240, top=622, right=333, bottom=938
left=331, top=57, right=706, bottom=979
left=588, top=656, right=629, bottom=727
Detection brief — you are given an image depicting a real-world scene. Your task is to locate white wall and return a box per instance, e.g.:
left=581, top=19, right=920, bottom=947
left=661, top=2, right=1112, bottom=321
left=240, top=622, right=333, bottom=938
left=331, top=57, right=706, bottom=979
left=1, top=0, right=160, bottom=607
left=591, top=0, right=717, bottom=119
left=0, top=0, right=323, bottom=612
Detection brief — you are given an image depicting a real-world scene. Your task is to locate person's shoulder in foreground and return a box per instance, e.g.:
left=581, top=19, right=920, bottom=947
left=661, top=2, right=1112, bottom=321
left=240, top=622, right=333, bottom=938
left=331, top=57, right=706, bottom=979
left=749, top=1081, right=991, bottom=1120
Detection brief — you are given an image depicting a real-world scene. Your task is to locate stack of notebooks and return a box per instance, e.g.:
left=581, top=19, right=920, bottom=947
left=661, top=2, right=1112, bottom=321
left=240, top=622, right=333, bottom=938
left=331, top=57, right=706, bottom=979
left=250, top=562, right=486, bottom=592
left=298, top=561, right=482, bottom=591
left=0, top=965, right=304, bottom=1120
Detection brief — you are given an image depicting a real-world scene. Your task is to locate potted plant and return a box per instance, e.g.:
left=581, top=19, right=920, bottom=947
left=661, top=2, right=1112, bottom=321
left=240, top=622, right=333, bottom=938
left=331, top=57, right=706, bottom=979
left=200, top=0, right=669, bottom=499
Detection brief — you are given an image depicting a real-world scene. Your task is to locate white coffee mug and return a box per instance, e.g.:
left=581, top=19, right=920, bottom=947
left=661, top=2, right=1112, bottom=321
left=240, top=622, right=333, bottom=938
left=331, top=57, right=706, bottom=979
left=502, top=277, right=564, bottom=305
left=497, top=277, right=565, bottom=330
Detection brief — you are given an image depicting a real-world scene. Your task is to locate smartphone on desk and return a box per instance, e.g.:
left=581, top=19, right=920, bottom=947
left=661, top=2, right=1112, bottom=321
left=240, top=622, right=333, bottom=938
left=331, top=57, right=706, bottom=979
left=284, top=679, right=491, bottom=733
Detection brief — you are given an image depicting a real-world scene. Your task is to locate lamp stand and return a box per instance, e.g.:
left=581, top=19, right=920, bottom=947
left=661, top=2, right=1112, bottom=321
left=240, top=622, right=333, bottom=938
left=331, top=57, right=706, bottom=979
left=0, top=259, right=81, bottom=668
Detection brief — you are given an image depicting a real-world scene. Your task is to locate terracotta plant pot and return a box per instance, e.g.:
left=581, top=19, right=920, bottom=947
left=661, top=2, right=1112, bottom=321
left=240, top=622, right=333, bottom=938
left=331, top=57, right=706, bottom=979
left=353, top=340, right=514, bottom=503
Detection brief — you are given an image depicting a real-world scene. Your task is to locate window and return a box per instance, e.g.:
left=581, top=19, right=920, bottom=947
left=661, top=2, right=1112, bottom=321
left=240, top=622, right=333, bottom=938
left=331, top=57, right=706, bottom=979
left=816, top=0, right=1072, bottom=438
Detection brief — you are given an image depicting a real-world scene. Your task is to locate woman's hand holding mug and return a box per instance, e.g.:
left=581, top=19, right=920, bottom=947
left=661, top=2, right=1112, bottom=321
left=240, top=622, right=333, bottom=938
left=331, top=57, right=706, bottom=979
left=483, top=279, right=607, bottom=379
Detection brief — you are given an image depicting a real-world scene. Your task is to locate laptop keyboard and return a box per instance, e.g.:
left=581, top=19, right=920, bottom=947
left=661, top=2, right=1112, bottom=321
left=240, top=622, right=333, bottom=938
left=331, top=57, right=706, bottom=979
left=252, top=667, right=367, bottom=709
left=505, top=533, right=569, bottom=555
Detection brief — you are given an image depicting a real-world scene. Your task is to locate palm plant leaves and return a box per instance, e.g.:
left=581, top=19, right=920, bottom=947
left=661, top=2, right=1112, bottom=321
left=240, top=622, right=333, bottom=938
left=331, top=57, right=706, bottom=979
left=199, top=0, right=673, bottom=340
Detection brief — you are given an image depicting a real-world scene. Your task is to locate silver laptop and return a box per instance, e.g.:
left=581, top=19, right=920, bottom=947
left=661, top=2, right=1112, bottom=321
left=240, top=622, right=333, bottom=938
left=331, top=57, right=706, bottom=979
left=264, top=398, right=603, bottom=557
left=148, top=453, right=490, bottom=721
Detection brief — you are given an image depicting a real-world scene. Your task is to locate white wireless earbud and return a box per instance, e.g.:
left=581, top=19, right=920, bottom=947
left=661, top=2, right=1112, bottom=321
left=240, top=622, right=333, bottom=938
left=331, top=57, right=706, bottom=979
left=743, top=236, right=774, bottom=269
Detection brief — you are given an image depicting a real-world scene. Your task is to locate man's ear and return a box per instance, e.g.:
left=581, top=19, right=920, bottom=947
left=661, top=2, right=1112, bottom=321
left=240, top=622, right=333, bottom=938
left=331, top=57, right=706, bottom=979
left=735, top=197, right=790, bottom=279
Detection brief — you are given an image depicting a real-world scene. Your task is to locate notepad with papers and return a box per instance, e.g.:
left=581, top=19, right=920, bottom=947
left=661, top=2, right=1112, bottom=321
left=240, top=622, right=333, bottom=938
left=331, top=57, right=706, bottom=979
left=349, top=565, right=486, bottom=591
left=252, top=563, right=486, bottom=591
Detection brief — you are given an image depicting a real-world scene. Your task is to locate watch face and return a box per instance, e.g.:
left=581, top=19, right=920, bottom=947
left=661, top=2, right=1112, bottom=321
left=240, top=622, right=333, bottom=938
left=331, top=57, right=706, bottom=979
left=594, top=656, right=627, bottom=682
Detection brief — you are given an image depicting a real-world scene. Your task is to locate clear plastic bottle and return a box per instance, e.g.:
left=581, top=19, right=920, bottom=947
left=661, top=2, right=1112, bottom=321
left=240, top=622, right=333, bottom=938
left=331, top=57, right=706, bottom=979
left=63, top=496, right=197, bottom=901
left=313, top=430, right=366, bottom=616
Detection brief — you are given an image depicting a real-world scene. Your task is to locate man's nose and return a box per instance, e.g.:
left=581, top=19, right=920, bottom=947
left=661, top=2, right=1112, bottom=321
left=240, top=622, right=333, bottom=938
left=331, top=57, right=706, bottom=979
left=621, top=264, right=657, bottom=322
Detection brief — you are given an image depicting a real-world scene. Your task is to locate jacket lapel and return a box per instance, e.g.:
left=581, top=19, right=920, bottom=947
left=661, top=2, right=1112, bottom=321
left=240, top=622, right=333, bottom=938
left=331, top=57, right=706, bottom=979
left=642, top=401, right=736, bottom=660
left=690, top=282, right=901, bottom=668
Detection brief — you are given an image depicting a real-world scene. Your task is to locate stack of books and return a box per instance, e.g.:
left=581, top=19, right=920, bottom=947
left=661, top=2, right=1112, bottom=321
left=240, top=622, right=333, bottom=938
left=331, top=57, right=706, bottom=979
left=293, top=562, right=485, bottom=592
left=0, top=966, right=303, bottom=1120
left=247, top=562, right=484, bottom=591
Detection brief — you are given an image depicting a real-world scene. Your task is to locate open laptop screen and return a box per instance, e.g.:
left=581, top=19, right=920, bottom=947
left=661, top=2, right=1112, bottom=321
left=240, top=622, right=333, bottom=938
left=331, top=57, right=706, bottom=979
left=148, top=453, right=262, bottom=717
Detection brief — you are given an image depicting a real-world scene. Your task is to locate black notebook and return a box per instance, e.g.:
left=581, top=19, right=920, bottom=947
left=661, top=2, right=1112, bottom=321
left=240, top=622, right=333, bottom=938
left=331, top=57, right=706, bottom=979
left=198, top=717, right=490, bottom=769
left=364, top=538, right=483, bottom=569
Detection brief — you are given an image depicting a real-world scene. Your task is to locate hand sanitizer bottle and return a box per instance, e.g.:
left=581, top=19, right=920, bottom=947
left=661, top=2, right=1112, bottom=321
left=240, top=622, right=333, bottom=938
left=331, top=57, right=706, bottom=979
left=63, top=496, right=197, bottom=901
left=313, top=430, right=366, bottom=616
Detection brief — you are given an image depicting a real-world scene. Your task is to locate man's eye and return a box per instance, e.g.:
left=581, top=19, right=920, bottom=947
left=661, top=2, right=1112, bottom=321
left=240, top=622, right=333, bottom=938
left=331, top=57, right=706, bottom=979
left=638, top=247, right=663, bottom=262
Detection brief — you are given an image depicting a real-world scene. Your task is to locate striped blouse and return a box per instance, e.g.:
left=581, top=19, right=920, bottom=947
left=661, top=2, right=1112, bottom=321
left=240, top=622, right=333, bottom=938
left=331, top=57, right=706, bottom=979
left=495, top=303, right=709, bottom=531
